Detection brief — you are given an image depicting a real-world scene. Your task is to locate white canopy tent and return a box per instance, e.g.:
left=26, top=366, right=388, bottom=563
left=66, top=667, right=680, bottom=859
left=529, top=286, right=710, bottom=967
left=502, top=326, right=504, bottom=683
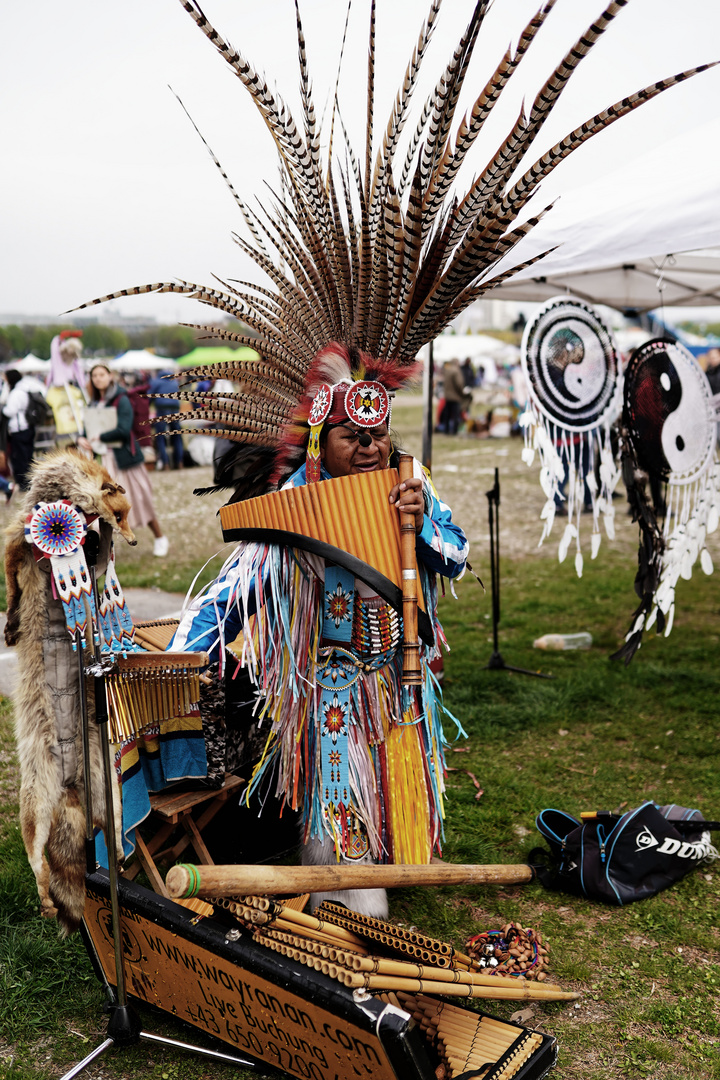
left=479, top=119, right=720, bottom=313
left=11, top=354, right=51, bottom=375
left=481, top=249, right=720, bottom=313
left=107, top=350, right=177, bottom=373
left=417, top=333, right=520, bottom=388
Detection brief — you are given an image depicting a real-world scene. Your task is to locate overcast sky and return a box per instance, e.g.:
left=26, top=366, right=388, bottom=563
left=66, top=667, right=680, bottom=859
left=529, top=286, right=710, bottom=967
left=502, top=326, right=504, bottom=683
left=3, top=0, right=720, bottom=325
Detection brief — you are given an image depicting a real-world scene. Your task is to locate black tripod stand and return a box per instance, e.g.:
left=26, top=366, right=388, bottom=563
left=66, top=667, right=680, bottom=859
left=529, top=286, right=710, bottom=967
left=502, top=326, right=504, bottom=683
left=485, top=469, right=552, bottom=678
left=61, top=538, right=255, bottom=1079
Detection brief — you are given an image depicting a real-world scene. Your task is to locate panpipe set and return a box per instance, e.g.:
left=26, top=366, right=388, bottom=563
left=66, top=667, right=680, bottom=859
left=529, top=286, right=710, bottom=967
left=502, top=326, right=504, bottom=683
left=103, top=650, right=208, bottom=743
left=131, top=618, right=181, bottom=652
left=218, top=468, right=408, bottom=590
left=201, top=894, right=566, bottom=1077
left=205, top=892, right=579, bottom=1006
left=391, top=992, right=545, bottom=1080
left=218, top=458, right=426, bottom=681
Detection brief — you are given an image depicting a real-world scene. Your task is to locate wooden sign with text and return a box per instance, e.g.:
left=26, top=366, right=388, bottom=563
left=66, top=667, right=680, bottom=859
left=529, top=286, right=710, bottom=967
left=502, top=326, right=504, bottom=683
left=82, top=872, right=435, bottom=1080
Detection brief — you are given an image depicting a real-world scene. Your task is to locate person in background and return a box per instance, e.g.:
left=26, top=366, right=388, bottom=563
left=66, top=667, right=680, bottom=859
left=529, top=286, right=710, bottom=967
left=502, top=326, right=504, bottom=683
left=2, top=369, right=45, bottom=490
left=461, top=357, right=476, bottom=389
left=77, top=364, right=169, bottom=556
left=123, top=371, right=154, bottom=464
left=442, top=357, right=473, bottom=435
left=149, top=369, right=184, bottom=471
left=703, top=348, right=720, bottom=447
left=0, top=391, right=13, bottom=502
left=47, top=332, right=86, bottom=391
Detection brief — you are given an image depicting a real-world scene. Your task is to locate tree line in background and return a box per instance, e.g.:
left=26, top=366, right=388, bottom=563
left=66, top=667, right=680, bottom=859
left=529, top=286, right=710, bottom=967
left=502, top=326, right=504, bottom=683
left=678, top=320, right=720, bottom=339
left=0, top=321, right=249, bottom=364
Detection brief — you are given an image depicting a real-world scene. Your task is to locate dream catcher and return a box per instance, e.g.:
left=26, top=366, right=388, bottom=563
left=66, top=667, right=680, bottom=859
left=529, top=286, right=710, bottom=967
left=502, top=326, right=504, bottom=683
left=519, top=297, right=622, bottom=576
left=612, top=339, right=720, bottom=663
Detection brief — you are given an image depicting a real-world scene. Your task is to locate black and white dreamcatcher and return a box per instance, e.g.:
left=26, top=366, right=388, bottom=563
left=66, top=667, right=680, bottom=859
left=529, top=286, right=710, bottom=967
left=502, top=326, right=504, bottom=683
left=613, top=338, right=720, bottom=663
left=519, top=296, right=622, bottom=576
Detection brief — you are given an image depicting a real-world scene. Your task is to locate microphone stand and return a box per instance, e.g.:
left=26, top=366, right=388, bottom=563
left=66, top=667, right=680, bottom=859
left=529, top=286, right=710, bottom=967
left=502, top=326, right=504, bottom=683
left=485, top=469, right=552, bottom=679
left=61, top=533, right=255, bottom=1078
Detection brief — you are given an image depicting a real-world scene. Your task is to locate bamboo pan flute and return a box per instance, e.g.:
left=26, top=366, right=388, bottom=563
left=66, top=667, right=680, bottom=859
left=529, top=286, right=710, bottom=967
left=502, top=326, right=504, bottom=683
left=132, top=618, right=181, bottom=652
left=104, top=649, right=208, bottom=743
left=218, top=467, right=405, bottom=586
left=217, top=463, right=426, bottom=613
left=392, top=991, right=546, bottom=1080
left=203, top=893, right=579, bottom=1006
left=165, top=862, right=535, bottom=899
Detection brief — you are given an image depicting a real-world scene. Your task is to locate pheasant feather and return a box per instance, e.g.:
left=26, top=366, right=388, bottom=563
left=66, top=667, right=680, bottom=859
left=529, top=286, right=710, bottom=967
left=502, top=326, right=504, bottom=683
left=71, top=0, right=712, bottom=498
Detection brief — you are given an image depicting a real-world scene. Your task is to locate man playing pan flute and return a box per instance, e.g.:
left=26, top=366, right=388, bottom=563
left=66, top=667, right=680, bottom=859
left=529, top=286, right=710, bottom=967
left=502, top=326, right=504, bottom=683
left=72, top=0, right=697, bottom=910
left=171, top=344, right=468, bottom=915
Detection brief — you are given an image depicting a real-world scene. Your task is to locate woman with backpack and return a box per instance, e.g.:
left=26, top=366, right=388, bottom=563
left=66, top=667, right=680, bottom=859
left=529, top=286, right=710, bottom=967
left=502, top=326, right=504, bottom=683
left=2, top=368, right=47, bottom=491
left=77, top=363, right=169, bottom=556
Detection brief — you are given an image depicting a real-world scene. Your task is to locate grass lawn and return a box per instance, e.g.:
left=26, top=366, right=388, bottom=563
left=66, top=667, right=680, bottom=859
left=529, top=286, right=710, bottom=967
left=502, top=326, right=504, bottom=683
left=1, top=403, right=718, bottom=1079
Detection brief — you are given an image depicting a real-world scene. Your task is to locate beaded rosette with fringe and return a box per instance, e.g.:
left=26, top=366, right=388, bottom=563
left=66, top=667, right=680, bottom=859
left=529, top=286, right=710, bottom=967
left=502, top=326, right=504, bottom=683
left=519, top=296, right=623, bottom=577
left=201, top=538, right=461, bottom=864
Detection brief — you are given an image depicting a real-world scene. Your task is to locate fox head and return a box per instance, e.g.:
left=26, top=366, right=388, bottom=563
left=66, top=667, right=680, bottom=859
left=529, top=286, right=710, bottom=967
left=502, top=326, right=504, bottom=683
left=22, top=449, right=137, bottom=545
left=98, top=480, right=136, bottom=546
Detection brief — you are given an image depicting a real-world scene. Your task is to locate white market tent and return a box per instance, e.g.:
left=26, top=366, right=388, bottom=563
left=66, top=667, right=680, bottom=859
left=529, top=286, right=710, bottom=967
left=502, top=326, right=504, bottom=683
left=12, top=353, right=51, bottom=375
left=108, top=350, right=177, bottom=372
left=418, top=333, right=520, bottom=385
left=422, top=333, right=518, bottom=363
left=479, top=119, right=720, bottom=313
left=482, top=248, right=720, bottom=313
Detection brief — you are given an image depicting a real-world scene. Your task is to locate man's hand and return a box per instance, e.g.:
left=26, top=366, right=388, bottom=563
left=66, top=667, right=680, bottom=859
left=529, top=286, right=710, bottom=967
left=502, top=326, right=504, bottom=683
left=388, top=475, right=425, bottom=533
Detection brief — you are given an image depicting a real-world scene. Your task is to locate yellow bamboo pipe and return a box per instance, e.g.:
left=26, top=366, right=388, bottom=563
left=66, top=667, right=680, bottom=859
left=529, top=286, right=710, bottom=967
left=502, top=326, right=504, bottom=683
left=341, top=972, right=579, bottom=1002
left=421, top=1012, right=528, bottom=1045
left=165, top=861, right=534, bottom=899
left=399, top=992, right=533, bottom=1034
left=346, top=954, right=562, bottom=992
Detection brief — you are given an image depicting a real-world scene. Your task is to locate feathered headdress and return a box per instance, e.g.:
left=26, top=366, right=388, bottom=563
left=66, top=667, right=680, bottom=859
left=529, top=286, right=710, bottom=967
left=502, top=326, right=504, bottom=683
left=72, top=0, right=713, bottom=498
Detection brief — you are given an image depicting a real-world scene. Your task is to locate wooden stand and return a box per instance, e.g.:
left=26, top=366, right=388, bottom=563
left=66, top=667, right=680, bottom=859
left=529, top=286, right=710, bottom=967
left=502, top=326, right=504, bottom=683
left=124, top=774, right=244, bottom=897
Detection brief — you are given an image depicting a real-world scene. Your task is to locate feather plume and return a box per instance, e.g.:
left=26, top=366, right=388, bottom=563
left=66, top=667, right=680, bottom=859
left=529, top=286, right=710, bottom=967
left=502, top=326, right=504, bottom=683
left=71, top=0, right=712, bottom=499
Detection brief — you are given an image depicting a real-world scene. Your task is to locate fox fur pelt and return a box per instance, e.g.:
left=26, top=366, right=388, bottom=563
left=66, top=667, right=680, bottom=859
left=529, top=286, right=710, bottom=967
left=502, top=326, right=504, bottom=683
left=5, top=449, right=136, bottom=935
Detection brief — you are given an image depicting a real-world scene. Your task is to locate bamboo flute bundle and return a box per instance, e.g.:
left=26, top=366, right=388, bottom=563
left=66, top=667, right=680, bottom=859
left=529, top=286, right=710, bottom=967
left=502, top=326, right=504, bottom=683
left=340, top=972, right=579, bottom=1002
left=249, top=934, right=575, bottom=1003
left=253, top=926, right=361, bottom=968
left=419, top=1010, right=535, bottom=1050
left=132, top=618, right=180, bottom=652
left=253, top=928, right=355, bottom=982
left=212, top=897, right=269, bottom=925
left=316, top=901, right=473, bottom=970
left=345, top=953, right=563, bottom=992
left=402, top=991, right=545, bottom=1035
left=318, top=899, right=452, bottom=952
left=211, top=894, right=367, bottom=951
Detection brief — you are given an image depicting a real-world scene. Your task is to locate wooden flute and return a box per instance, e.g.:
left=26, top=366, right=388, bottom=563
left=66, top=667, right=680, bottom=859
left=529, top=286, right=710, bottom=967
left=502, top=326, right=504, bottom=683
left=165, top=861, right=535, bottom=899
left=398, top=453, right=422, bottom=685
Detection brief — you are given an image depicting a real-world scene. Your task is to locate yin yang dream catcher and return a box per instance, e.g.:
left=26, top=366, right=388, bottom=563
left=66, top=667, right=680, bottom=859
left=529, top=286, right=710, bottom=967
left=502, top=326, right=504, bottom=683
left=612, top=339, right=720, bottom=664
left=519, top=297, right=622, bottom=576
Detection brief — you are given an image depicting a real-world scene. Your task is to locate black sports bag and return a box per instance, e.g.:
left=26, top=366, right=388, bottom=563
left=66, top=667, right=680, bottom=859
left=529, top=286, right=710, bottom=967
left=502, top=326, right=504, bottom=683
left=532, top=801, right=719, bottom=905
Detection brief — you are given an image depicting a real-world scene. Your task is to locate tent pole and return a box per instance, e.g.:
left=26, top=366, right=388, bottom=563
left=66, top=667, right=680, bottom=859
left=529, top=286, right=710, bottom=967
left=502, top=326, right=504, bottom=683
left=421, top=340, right=434, bottom=471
